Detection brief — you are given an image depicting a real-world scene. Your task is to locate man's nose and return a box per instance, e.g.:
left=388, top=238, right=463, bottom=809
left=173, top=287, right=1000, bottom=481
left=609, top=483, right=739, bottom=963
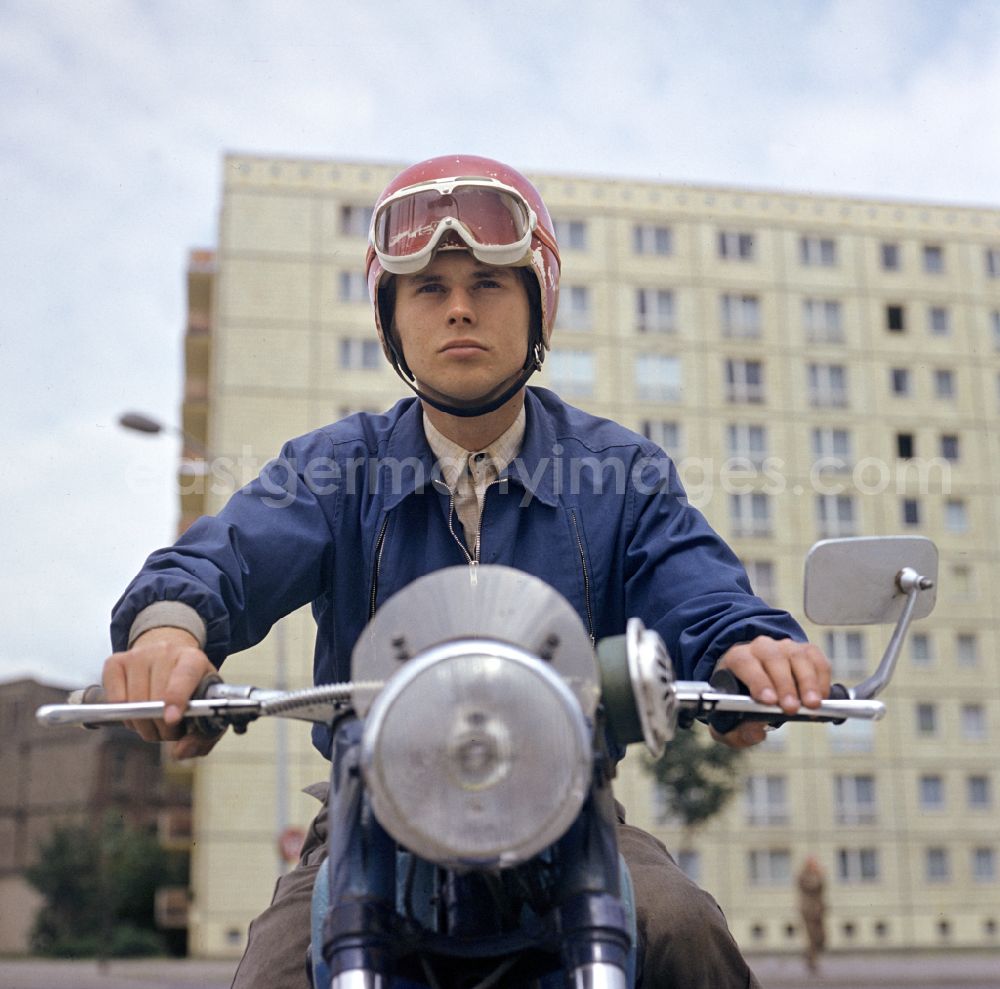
left=447, top=289, right=475, bottom=324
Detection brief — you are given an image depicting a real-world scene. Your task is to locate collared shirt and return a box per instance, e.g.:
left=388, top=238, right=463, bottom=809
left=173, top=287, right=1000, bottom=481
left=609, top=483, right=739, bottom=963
left=422, top=407, right=526, bottom=558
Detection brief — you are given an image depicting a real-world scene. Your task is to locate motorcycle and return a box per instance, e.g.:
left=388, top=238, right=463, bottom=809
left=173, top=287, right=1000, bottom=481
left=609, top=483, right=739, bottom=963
left=37, top=535, right=937, bottom=989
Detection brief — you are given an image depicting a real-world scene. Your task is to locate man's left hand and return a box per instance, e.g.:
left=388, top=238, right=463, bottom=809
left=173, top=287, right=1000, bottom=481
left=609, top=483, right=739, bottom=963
left=711, top=637, right=831, bottom=749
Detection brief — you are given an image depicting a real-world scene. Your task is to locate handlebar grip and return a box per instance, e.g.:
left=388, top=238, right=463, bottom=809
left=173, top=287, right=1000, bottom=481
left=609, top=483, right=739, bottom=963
left=68, top=674, right=226, bottom=736
left=706, top=669, right=849, bottom=735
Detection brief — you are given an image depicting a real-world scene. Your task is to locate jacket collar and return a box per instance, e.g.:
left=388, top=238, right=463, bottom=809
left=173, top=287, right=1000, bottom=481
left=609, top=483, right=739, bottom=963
left=380, top=389, right=559, bottom=510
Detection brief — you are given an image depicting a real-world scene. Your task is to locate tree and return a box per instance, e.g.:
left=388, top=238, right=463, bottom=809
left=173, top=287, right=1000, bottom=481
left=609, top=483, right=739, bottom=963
left=643, top=722, right=744, bottom=832
left=25, top=814, right=186, bottom=957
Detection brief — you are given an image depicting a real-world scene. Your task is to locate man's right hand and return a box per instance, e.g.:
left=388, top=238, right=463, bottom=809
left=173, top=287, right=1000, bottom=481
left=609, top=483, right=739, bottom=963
left=102, top=627, right=221, bottom=760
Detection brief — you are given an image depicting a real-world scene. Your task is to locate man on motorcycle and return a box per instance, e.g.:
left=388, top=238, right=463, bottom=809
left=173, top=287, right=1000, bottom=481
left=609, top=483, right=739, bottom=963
left=105, top=154, right=831, bottom=988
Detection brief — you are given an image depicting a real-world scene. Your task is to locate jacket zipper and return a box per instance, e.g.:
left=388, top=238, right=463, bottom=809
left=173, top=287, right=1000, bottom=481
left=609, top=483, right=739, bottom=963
left=445, top=477, right=504, bottom=566
left=368, top=514, right=391, bottom=620
left=568, top=509, right=596, bottom=644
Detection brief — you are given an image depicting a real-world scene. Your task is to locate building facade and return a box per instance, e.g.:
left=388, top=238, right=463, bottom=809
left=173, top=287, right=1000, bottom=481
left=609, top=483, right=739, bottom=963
left=182, top=154, right=1000, bottom=956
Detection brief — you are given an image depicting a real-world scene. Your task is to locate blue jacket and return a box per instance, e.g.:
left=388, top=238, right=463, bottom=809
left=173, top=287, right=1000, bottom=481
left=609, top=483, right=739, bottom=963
left=111, top=388, right=804, bottom=757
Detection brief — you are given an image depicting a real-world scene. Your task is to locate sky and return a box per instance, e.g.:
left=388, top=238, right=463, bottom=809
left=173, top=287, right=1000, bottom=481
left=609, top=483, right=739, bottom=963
left=2, top=0, right=999, bottom=687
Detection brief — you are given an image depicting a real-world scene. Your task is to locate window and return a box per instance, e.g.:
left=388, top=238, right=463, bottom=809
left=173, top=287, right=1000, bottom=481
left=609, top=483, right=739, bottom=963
left=837, top=848, right=879, bottom=883
left=727, top=423, right=768, bottom=467
left=829, top=719, right=874, bottom=753
left=800, top=235, right=837, bottom=266
left=890, top=367, right=911, bottom=396
left=811, top=428, right=852, bottom=466
left=919, top=774, right=945, bottom=810
left=961, top=703, right=987, bottom=740
left=730, top=492, right=772, bottom=538
left=634, top=224, right=672, bottom=256
left=725, top=359, right=765, bottom=403
left=339, top=338, right=381, bottom=370
left=951, top=564, right=974, bottom=598
left=559, top=285, right=592, bottom=330
left=803, top=298, right=844, bottom=343
left=911, top=632, right=933, bottom=666
left=956, top=634, right=979, bottom=667
left=718, top=230, right=754, bottom=260
left=940, top=434, right=960, bottom=461
left=340, top=204, right=373, bottom=236
left=635, top=288, right=675, bottom=333
left=896, top=432, right=914, bottom=458
left=825, top=631, right=867, bottom=680
left=720, top=293, right=761, bottom=338
left=549, top=349, right=595, bottom=397
left=916, top=702, right=938, bottom=736
left=748, top=849, right=791, bottom=886
left=923, top=244, right=944, bottom=273
left=641, top=420, right=681, bottom=453
left=744, top=560, right=776, bottom=602
left=928, top=306, right=950, bottom=335
left=745, top=775, right=789, bottom=826
left=986, top=247, right=1000, bottom=278
left=973, top=848, right=996, bottom=883
left=553, top=219, right=587, bottom=250
left=635, top=354, right=682, bottom=402
left=886, top=304, right=906, bottom=332
left=338, top=270, right=368, bottom=303
left=992, top=311, right=1000, bottom=350
left=926, top=847, right=950, bottom=883
left=934, top=368, right=955, bottom=399
left=835, top=774, right=877, bottom=825
left=901, top=498, right=921, bottom=526
left=816, top=494, right=857, bottom=537
left=881, top=242, right=901, bottom=270
left=945, top=499, right=968, bottom=533
left=808, top=363, right=848, bottom=407
left=968, top=775, right=992, bottom=810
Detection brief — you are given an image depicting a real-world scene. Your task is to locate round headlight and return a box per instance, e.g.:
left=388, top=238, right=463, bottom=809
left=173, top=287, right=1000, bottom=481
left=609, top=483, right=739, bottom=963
left=360, top=639, right=592, bottom=869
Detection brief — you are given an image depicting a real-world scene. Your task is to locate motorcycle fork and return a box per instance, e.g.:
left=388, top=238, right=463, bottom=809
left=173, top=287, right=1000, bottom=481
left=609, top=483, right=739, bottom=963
left=552, top=767, right=631, bottom=989
left=322, top=717, right=396, bottom=989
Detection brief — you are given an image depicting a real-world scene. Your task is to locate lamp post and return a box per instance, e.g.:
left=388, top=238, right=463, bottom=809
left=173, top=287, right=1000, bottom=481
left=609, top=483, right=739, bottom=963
left=118, top=410, right=293, bottom=874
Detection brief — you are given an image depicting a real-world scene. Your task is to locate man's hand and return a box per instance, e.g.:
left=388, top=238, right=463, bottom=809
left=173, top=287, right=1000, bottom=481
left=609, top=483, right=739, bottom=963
left=711, top=637, right=831, bottom=749
left=102, top=627, right=221, bottom=760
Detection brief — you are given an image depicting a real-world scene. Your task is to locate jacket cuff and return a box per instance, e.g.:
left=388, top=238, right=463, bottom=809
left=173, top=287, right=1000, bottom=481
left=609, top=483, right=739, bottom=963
left=128, top=602, right=208, bottom=649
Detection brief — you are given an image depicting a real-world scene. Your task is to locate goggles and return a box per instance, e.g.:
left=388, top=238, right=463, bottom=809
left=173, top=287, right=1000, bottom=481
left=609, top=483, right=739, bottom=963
left=370, top=177, right=543, bottom=275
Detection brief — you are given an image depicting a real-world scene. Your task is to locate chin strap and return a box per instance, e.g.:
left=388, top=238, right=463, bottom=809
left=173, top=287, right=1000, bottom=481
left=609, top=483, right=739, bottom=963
left=391, top=341, right=544, bottom=418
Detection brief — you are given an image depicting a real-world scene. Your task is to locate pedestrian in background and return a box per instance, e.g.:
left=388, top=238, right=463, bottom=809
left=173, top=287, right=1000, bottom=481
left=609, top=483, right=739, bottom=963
left=797, top=857, right=827, bottom=973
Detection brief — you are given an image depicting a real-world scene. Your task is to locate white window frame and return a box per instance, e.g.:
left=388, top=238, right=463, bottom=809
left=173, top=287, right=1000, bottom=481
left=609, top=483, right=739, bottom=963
left=720, top=293, right=761, bottom=338
left=635, top=288, right=676, bottom=334
left=923, top=244, right=944, bottom=274
left=961, top=703, right=987, bottom=741
left=730, top=492, right=772, bottom=538
left=744, top=560, right=776, bottom=602
left=744, top=775, right=789, bottom=827
left=825, top=631, right=867, bottom=680
left=881, top=242, right=901, bottom=270
left=834, top=774, right=877, bottom=826
left=811, top=427, right=852, bottom=467
left=911, top=632, right=933, bottom=666
left=340, top=204, right=374, bottom=237
left=956, top=633, right=979, bottom=667
left=559, top=285, right=592, bottom=331
left=916, top=702, right=938, bottom=736
left=919, top=774, right=945, bottom=810
left=890, top=367, right=911, bottom=396
left=803, top=298, right=844, bottom=343
left=926, top=847, right=950, bottom=883
left=549, top=349, right=595, bottom=397
left=808, top=363, right=848, bottom=408
left=934, top=368, right=955, bottom=399
left=967, top=775, right=992, bottom=810
left=944, top=498, right=968, bottom=533
left=725, top=359, right=765, bottom=404
left=985, top=247, right=1000, bottom=278
left=553, top=218, right=587, bottom=250
left=928, top=305, right=950, bottom=335
left=633, top=224, right=672, bottom=256
left=339, top=337, right=381, bottom=370
left=748, top=849, right=791, bottom=886
left=837, top=848, right=879, bottom=884
left=828, top=718, right=874, bottom=753
left=972, top=848, right=996, bottom=883
left=635, top=354, right=682, bottom=402
left=727, top=423, right=768, bottom=467
left=718, top=230, right=755, bottom=260
left=641, top=419, right=682, bottom=453
left=816, top=493, right=857, bottom=538
left=338, top=270, right=368, bottom=303
left=800, top=235, right=837, bottom=267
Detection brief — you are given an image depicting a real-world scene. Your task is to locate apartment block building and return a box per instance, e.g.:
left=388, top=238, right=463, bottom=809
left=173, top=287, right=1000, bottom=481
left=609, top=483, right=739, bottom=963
left=180, top=154, right=1000, bottom=956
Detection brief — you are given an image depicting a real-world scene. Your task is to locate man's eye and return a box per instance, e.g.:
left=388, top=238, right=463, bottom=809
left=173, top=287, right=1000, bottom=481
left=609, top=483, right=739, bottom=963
left=475, top=278, right=502, bottom=289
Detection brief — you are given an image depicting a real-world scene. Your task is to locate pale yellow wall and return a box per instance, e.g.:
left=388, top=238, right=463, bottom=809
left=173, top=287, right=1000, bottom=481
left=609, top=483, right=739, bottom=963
left=187, top=154, right=1000, bottom=957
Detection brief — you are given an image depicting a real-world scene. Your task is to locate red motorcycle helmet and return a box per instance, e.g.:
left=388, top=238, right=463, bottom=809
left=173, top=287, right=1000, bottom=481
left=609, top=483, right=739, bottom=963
left=365, top=155, right=561, bottom=414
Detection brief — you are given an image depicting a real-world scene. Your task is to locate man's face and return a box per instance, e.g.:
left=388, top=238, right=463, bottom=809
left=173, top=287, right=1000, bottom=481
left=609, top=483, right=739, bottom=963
left=391, top=251, right=531, bottom=403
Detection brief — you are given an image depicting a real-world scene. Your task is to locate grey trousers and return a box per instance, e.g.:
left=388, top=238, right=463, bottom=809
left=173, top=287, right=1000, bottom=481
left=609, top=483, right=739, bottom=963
left=232, top=796, right=759, bottom=989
